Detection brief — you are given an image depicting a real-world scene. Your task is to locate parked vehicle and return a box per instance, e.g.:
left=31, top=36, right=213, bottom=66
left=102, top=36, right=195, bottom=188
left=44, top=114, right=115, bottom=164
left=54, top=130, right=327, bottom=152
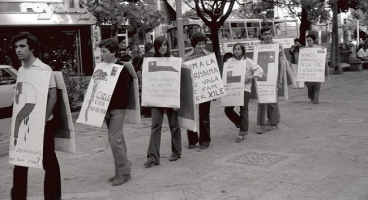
left=0, top=65, right=17, bottom=111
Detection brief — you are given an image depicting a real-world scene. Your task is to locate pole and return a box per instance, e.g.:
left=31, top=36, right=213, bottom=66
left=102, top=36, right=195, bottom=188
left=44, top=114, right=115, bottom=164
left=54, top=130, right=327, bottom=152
left=357, top=20, right=360, bottom=46
left=332, top=0, right=342, bottom=74
left=175, top=0, right=185, bottom=58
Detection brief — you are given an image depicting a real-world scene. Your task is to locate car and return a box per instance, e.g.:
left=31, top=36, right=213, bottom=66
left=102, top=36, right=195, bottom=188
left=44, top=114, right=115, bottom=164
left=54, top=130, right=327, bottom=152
left=0, top=65, right=17, bottom=112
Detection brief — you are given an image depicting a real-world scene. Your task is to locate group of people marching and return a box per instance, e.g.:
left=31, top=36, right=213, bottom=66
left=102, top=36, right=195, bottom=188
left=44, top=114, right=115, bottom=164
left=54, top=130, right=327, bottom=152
left=9, top=27, right=325, bottom=199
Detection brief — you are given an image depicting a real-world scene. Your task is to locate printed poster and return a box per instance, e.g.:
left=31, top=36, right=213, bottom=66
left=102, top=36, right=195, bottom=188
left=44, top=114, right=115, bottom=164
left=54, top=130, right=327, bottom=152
left=254, top=44, right=280, bottom=103
left=178, top=64, right=198, bottom=132
left=184, top=53, right=226, bottom=104
left=53, top=72, right=76, bottom=154
left=142, top=57, right=182, bottom=108
left=125, top=78, right=141, bottom=124
left=77, top=63, right=123, bottom=127
left=297, top=48, right=327, bottom=82
left=221, top=60, right=246, bottom=106
left=9, top=70, right=51, bottom=169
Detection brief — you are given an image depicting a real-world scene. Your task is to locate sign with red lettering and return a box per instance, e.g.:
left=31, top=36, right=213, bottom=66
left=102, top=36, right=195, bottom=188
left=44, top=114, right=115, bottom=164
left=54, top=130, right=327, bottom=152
left=184, top=53, right=226, bottom=104
left=76, top=63, right=123, bottom=127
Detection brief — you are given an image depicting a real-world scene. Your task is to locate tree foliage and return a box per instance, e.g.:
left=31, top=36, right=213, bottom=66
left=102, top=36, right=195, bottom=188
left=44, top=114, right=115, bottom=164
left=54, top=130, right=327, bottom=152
left=231, top=1, right=274, bottom=19
left=82, top=0, right=165, bottom=38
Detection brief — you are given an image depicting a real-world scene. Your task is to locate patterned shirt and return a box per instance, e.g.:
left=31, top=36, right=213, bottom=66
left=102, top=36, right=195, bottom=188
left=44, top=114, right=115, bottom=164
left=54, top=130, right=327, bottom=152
left=184, top=49, right=211, bottom=62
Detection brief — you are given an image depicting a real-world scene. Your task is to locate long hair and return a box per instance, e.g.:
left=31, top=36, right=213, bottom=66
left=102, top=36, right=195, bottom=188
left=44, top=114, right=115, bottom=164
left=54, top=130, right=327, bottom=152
left=153, top=36, right=170, bottom=57
left=232, top=43, right=246, bottom=59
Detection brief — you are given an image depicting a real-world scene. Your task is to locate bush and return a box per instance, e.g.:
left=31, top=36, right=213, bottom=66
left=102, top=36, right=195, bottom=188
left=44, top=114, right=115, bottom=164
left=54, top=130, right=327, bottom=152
left=62, top=67, right=89, bottom=112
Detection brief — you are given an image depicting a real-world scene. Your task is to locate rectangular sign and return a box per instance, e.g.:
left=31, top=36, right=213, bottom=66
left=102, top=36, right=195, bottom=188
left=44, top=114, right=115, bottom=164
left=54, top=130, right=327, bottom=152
left=221, top=60, right=246, bottom=106
left=77, top=63, right=123, bottom=127
left=254, top=44, right=280, bottom=103
left=142, top=57, right=182, bottom=108
left=178, top=64, right=198, bottom=132
left=297, top=48, right=326, bottom=82
left=184, top=53, right=226, bottom=104
left=9, top=70, right=51, bottom=169
left=53, top=72, right=76, bottom=154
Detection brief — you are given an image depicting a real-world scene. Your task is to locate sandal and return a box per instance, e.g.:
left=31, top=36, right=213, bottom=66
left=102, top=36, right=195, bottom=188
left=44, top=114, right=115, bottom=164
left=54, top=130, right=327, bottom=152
left=235, top=135, right=245, bottom=142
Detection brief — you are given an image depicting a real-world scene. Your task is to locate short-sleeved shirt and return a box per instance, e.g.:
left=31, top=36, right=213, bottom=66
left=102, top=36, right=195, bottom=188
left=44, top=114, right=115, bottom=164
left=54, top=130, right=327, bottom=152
left=18, top=58, right=56, bottom=88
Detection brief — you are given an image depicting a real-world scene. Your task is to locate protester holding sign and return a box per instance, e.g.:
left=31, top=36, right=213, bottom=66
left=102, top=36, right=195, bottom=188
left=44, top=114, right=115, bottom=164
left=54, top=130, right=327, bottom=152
left=144, top=36, right=182, bottom=168
left=10, top=32, right=61, bottom=200
left=99, top=38, right=133, bottom=186
left=184, top=32, right=212, bottom=150
left=289, top=38, right=304, bottom=89
left=256, top=27, right=283, bottom=134
left=304, top=34, right=326, bottom=104
left=224, top=43, right=263, bottom=142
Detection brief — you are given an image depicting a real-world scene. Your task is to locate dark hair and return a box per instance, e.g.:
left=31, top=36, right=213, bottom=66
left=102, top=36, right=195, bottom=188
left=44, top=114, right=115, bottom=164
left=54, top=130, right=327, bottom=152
left=153, top=36, right=170, bottom=57
left=144, top=42, right=153, bottom=52
left=357, top=44, right=365, bottom=52
left=232, top=43, right=246, bottom=59
left=260, top=26, right=272, bottom=35
left=121, top=54, right=131, bottom=62
left=294, top=38, right=300, bottom=43
left=306, top=34, right=316, bottom=42
left=11, top=32, right=39, bottom=55
left=190, top=32, right=207, bottom=47
left=222, top=52, right=233, bottom=63
left=99, top=38, right=119, bottom=58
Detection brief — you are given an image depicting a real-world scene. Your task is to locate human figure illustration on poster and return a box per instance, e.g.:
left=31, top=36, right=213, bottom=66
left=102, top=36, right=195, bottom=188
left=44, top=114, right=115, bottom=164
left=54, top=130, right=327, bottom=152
left=13, top=82, right=37, bottom=146
left=256, top=51, right=275, bottom=82
left=84, top=69, right=108, bottom=122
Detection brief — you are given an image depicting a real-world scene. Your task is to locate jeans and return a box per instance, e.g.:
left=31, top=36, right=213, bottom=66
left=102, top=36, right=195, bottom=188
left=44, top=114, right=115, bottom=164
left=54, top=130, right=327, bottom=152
left=105, top=109, right=131, bottom=176
left=257, top=103, right=280, bottom=126
left=187, top=101, right=211, bottom=146
left=147, top=107, right=181, bottom=163
left=305, top=82, right=321, bottom=104
left=11, top=118, right=61, bottom=200
left=224, top=91, right=250, bottom=135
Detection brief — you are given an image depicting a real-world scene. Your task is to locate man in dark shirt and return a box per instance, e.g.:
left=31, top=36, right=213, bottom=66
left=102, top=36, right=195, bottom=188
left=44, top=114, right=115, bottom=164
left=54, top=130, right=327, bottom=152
left=99, top=38, right=133, bottom=186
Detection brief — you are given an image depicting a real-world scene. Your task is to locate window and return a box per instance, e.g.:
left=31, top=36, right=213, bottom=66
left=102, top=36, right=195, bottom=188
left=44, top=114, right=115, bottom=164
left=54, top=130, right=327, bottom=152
left=0, top=69, right=16, bottom=85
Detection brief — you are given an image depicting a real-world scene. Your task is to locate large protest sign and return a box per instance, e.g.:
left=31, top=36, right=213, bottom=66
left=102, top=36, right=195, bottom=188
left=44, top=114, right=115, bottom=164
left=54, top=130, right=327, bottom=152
left=53, top=72, right=76, bottom=154
left=142, top=57, right=182, bottom=108
left=184, top=53, right=226, bottom=104
left=254, top=44, right=280, bottom=103
left=77, top=63, right=123, bottom=127
left=9, top=70, right=50, bottom=169
left=125, top=78, right=141, bottom=124
left=178, top=64, right=198, bottom=132
left=297, top=48, right=327, bottom=82
left=221, top=60, right=246, bottom=106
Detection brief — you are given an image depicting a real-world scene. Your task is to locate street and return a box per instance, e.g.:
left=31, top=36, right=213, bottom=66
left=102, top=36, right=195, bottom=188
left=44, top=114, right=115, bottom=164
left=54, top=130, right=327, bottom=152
left=0, top=69, right=368, bottom=200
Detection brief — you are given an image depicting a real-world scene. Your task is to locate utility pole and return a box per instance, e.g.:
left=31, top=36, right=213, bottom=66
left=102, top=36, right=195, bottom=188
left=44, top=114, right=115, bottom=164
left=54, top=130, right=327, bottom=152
left=175, top=0, right=185, bottom=58
left=331, top=0, right=343, bottom=74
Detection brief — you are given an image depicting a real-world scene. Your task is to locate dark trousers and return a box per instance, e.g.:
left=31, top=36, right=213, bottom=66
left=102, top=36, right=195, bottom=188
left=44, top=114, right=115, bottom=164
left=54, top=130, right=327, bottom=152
left=257, top=103, right=280, bottom=126
left=187, top=101, right=211, bottom=146
left=224, top=91, right=250, bottom=134
left=147, top=107, right=182, bottom=163
left=11, top=118, right=61, bottom=200
left=305, top=82, right=321, bottom=104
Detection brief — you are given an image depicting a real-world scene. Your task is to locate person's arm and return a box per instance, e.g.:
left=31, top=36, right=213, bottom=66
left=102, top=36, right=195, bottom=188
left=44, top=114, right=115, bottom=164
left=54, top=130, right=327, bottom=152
left=123, top=62, right=138, bottom=79
left=45, top=87, right=57, bottom=124
left=245, top=59, right=263, bottom=82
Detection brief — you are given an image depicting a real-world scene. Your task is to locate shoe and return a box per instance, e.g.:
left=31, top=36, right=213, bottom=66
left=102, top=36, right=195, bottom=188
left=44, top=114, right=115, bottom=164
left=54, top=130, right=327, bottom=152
left=267, top=125, right=277, bottom=131
left=199, top=145, right=209, bottom=150
left=112, top=174, right=131, bottom=186
left=169, top=155, right=180, bottom=161
left=235, top=135, right=245, bottom=142
left=188, top=144, right=196, bottom=149
left=239, top=131, right=248, bottom=136
left=143, top=160, right=159, bottom=168
left=108, top=175, right=116, bottom=182
left=257, top=126, right=267, bottom=134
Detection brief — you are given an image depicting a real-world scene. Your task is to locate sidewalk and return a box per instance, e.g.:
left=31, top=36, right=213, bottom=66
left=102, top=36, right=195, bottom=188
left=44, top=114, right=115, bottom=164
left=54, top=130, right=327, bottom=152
left=0, top=70, right=368, bottom=200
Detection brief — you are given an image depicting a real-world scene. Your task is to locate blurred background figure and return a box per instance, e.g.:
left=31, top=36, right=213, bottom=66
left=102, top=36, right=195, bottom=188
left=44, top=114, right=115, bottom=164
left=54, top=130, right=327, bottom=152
left=0, top=47, right=12, bottom=66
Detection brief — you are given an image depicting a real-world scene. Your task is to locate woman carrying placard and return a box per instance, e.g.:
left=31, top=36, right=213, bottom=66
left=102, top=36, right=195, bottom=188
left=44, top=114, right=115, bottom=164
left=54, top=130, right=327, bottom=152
left=224, top=43, right=263, bottom=142
left=305, top=34, right=325, bottom=104
left=144, top=36, right=182, bottom=168
left=184, top=32, right=212, bottom=150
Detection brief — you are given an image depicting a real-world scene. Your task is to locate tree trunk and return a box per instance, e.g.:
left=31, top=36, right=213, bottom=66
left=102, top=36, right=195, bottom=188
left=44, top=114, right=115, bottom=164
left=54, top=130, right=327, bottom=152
left=299, top=7, right=309, bottom=46
left=332, top=1, right=343, bottom=74
left=209, top=23, right=223, bottom=77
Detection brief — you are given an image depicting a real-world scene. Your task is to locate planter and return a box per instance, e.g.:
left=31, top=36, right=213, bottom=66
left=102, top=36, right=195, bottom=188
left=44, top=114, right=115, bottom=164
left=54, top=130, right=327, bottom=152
left=349, top=62, right=362, bottom=71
